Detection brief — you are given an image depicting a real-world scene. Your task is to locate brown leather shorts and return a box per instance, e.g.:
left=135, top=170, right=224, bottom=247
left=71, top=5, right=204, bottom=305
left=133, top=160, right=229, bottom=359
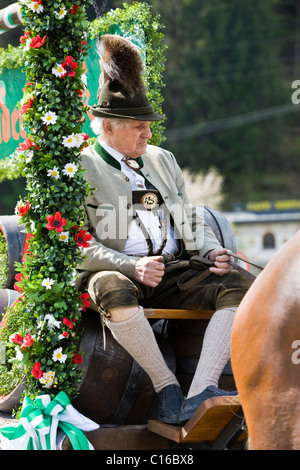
left=86, top=260, right=251, bottom=317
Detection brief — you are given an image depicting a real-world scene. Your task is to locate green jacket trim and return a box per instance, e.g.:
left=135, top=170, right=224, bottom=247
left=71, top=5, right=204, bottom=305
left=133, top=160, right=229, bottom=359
left=94, top=140, right=144, bottom=171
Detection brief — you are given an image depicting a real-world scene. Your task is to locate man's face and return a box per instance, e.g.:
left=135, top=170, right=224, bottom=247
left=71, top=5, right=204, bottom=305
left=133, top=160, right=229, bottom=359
left=108, top=120, right=152, bottom=158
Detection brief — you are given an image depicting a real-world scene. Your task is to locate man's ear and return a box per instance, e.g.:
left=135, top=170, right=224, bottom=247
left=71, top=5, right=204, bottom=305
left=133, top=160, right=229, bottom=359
left=103, top=118, right=113, bottom=135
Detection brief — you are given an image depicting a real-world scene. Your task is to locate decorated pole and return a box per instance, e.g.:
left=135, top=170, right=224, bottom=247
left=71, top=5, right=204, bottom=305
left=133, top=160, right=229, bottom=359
left=0, top=3, right=22, bottom=35
left=0, top=0, right=167, bottom=450
left=0, top=0, right=99, bottom=449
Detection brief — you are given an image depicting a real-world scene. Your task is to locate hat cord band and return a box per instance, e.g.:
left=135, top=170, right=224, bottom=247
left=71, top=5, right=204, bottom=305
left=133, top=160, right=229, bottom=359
left=98, top=106, right=154, bottom=115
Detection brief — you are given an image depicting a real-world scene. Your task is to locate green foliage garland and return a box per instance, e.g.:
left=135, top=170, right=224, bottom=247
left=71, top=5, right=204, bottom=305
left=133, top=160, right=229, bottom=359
left=0, top=0, right=92, bottom=402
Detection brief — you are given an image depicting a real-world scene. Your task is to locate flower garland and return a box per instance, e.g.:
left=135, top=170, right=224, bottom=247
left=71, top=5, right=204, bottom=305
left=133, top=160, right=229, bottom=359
left=0, top=1, right=167, bottom=409
left=0, top=0, right=93, bottom=403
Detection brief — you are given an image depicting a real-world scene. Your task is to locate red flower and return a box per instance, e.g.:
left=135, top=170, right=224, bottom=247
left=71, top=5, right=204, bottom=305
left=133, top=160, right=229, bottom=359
left=19, top=97, right=35, bottom=116
left=21, top=334, right=34, bottom=349
left=30, top=35, right=47, bottom=49
left=9, top=333, right=23, bottom=345
left=32, top=362, right=43, bottom=379
left=14, top=272, right=24, bottom=293
left=78, top=40, right=87, bottom=53
left=46, top=212, right=67, bottom=233
left=17, top=137, right=38, bottom=152
left=81, top=133, right=89, bottom=149
left=17, top=201, right=30, bottom=217
left=72, top=351, right=82, bottom=364
left=62, top=331, right=69, bottom=338
left=20, top=31, right=31, bottom=43
left=62, top=56, right=77, bottom=77
left=63, top=317, right=74, bottom=329
left=75, top=229, right=92, bottom=247
left=79, top=292, right=90, bottom=311
left=70, top=5, right=79, bottom=15
left=22, top=82, right=33, bottom=92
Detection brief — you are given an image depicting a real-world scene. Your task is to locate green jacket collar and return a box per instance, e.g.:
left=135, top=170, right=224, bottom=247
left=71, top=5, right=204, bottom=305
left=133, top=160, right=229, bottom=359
left=94, top=140, right=144, bottom=171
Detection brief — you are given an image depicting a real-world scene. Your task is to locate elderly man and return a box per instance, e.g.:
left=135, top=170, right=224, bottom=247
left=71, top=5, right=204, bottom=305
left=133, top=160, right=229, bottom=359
left=76, top=61, right=250, bottom=425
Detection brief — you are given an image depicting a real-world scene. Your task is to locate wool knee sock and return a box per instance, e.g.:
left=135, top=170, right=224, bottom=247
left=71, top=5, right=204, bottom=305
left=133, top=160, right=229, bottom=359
left=187, top=307, right=237, bottom=398
left=106, top=306, right=179, bottom=393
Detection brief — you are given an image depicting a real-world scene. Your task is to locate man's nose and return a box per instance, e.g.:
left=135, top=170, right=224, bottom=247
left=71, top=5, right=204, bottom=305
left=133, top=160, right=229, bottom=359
left=144, top=126, right=152, bottom=139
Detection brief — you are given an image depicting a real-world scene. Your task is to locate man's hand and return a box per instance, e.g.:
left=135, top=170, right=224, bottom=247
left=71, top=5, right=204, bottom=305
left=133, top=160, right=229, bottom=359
left=134, top=256, right=165, bottom=287
left=208, top=248, right=233, bottom=276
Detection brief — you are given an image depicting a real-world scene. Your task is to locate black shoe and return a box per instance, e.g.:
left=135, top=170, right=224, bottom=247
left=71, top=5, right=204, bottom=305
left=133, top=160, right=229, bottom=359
left=178, top=386, right=238, bottom=425
left=157, top=385, right=184, bottom=424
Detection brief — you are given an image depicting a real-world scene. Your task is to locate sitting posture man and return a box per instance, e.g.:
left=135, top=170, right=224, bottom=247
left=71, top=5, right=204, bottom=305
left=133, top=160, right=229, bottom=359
left=76, top=35, right=250, bottom=425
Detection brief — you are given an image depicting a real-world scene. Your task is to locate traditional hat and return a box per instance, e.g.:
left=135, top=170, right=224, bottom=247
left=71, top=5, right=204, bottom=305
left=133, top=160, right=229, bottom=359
left=89, top=34, right=164, bottom=122
left=89, top=80, right=164, bottom=121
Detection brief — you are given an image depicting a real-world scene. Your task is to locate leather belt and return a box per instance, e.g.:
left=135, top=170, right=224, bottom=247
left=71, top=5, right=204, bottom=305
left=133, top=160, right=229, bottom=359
left=177, top=250, right=264, bottom=290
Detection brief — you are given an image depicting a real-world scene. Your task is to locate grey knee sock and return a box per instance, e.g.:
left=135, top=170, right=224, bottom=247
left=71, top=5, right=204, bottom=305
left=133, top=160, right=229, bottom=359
left=187, top=307, right=237, bottom=398
left=106, top=306, right=179, bottom=393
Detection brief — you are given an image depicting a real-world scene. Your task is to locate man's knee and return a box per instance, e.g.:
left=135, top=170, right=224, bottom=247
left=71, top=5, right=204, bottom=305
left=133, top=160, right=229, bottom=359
left=215, top=269, right=252, bottom=310
left=87, top=271, right=139, bottom=314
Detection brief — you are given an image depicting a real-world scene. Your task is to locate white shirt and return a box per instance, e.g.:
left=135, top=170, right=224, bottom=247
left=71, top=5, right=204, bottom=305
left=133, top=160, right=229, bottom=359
left=99, top=140, right=180, bottom=257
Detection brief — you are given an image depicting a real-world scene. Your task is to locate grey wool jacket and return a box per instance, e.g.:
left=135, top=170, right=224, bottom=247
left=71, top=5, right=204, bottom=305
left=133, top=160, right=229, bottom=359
left=75, top=142, right=222, bottom=288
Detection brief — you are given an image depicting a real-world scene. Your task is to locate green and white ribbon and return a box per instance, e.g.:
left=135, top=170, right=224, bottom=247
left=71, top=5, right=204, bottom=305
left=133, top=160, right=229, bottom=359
left=0, top=391, right=99, bottom=450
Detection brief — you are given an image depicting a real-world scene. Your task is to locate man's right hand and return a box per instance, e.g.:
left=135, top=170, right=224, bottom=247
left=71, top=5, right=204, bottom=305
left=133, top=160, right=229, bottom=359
left=133, top=256, right=165, bottom=287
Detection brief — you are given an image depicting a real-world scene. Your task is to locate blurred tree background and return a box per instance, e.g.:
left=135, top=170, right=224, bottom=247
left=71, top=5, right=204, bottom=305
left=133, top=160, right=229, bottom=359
left=1, top=0, right=300, bottom=213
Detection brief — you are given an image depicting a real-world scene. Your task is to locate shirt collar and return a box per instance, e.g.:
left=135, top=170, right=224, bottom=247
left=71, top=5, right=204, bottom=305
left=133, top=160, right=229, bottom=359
left=94, top=138, right=144, bottom=171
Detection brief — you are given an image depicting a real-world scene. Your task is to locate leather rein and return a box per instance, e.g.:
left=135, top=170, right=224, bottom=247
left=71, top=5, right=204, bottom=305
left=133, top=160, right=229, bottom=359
left=177, top=250, right=263, bottom=291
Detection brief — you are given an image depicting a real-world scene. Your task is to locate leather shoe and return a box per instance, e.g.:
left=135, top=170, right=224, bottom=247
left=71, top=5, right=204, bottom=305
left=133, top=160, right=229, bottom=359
left=178, top=385, right=238, bottom=425
left=157, top=384, right=184, bottom=424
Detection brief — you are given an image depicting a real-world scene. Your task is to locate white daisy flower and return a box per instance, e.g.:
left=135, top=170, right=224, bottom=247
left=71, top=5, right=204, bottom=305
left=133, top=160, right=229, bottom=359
left=30, top=220, right=36, bottom=233
left=47, top=166, right=60, bottom=180
left=73, top=133, right=84, bottom=147
left=41, top=111, right=58, bottom=125
left=81, top=73, right=87, bottom=86
left=62, top=134, right=76, bottom=148
left=36, top=318, right=45, bottom=329
left=39, top=375, right=47, bottom=386
left=58, top=231, right=69, bottom=242
left=54, top=6, right=67, bottom=19
left=52, top=347, right=67, bottom=363
left=52, top=64, right=66, bottom=78
left=68, top=268, right=77, bottom=285
left=44, top=314, right=61, bottom=329
left=40, top=371, right=58, bottom=388
left=62, top=162, right=78, bottom=178
left=28, top=1, right=44, bottom=13
left=26, top=150, right=33, bottom=163
left=42, top=277, right=54, bottom=289
left=15, top=347, right=23, bottom=361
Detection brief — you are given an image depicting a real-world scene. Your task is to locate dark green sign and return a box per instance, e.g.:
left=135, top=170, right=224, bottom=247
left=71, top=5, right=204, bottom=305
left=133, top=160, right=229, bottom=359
left=0, top=38, right=100, bottom=160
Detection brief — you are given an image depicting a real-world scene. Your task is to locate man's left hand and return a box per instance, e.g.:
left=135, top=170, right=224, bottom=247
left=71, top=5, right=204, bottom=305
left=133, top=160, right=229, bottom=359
left=208, top=248, right=233, bottom=276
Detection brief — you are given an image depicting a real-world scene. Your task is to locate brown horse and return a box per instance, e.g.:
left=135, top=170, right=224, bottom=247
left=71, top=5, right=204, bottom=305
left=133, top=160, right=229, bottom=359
left=231, top=230, right=300, bottom=450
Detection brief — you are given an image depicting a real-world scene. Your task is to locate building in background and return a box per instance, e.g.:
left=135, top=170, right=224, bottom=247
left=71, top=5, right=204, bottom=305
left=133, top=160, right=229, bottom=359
left=225, top=200, right=300, bottom=270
